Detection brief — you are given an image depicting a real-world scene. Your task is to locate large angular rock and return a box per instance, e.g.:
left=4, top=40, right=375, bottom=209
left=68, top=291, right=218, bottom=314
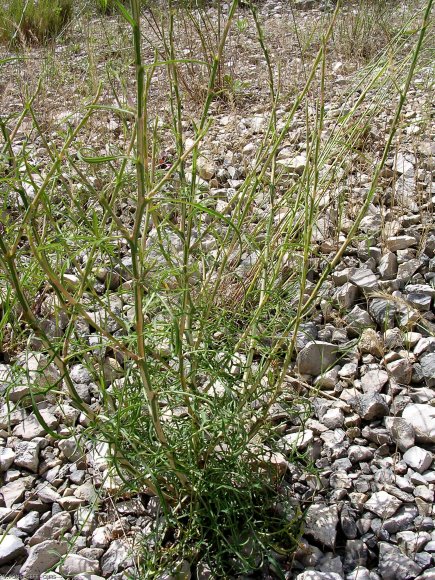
left=344, top=306, right=375, bottom=337
left=314, top=366, right=340, bottom=390
left=100, top=539, right=133, bottom=576
left=13, top=409, right=59, bottom=440
left=59, top=554, right=101, bottom=576
left=396, top=301, right=420, bottom=327
left=369, top=298, right=397, bottom=329
left=383, top=505, right=418, bottom=534
left=406, top=289, right=432, bottom=311
left=296, top=573, right=342, bottom=580
left=16, top=511, right=40, bottom=534
left=393, top=152, right=415, bottom=176
left=405, top=283, right=435, bottom=298
left=197, top=157, right=216, bottom=181
left=378, top=542, right=422, bottom=580
left=385, top=235, right=416, bottom=251
left=91, top=525, right=113, bottom=549
left=378, top=252, right=398, bottom=279
left=278, top=153, right=307, bottom=175
left=334, top=282, right=358, bottom=309
left=420, top=353, right=435, bottom=387
left=385, top=417, right=415, bottom=451
left=332, top=267, right=356, bottom=286
left=361, top=369, right=389, bottom=393
left=349, top=268, right=378, bottom=291
left=20, top=540, right=67, bottom=578
left=297, top=341, right=337, bottom=376
left=0, top=534, right=25, bottom=564
left=364, top=491, right=402, bottom=518
left=322, top=408, right=344, bottom=429
left=58, top=437, right=84, bottom=462
left=280, top=429, right=314, bottom=452
left=397, top=530, right=431, bottom=555
left=397, top=259, right=421, bottom=282
left=304, top=504, right=339, bottom=549
left=359, top=328, right=384, bottom=357
left=402, top=446, right=433, bottom=473
left=70, top=364, right=94, bottom=384
left=348, top=445, right=374, bottom=463
left=352, top=393, right=389, bottom=420
left=384, top=328, right=403, bottom=350
left=58, top=495, right=86, bottom=511
left=14, top=440, right=41, bottom=473
left=1, top=476, right=34, bottom=507
left=386, top=358, right=413, bottom=385
left=402, top=404, right=435, bottom=443
left=0, top=447, right=16, bottom=472
left=35, top=482, right=62, bottom=503
left=29, top=511, right=72, bottom=546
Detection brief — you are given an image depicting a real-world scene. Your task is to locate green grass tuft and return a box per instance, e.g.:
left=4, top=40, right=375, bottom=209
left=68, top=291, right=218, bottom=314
left=96, top=0, right=124, bottom=14
left=0, top=0, right=73, bottom=45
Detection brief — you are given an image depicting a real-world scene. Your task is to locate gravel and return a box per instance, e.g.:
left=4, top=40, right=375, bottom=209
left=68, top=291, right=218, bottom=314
left=0, top=2, right=433, bottom=578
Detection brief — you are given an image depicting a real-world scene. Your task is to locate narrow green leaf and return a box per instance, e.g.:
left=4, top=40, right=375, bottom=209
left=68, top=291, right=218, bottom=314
left=113, top=0, right=135, bottom=26
left=77, top=150, right=127, bottom=164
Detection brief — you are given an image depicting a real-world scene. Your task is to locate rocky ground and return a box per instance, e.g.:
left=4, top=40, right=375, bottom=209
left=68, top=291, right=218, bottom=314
left=0, top=0, right=434, bottom=579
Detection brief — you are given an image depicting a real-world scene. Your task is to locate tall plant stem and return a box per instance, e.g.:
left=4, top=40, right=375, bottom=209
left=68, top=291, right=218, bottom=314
left=128, top=0, right=188, bottom=488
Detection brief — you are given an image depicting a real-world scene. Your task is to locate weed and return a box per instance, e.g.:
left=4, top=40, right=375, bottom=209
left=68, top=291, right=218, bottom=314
left=0, top=0, right=432, bottom=576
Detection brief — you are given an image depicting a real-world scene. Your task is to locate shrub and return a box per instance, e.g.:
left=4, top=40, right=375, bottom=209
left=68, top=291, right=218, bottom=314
left=0, top=0, right=73, bottom=45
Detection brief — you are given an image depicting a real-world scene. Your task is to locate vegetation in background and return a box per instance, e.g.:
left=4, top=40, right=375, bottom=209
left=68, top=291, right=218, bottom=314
left=332, top=0, right=407, bottom=61
left=96, top=0, right=139, bottom=14
left=96, top=0, right=121, bottom=14
left=0, top=0, right=73, bottom=45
